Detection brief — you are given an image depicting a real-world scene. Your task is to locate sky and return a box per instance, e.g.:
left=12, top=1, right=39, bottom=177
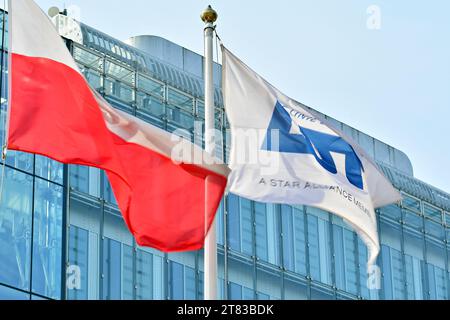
left=29, top=0, right=450, bottom=193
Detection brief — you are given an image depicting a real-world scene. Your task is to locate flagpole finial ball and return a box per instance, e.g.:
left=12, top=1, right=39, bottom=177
left=201, top=5, right=218, bottom=23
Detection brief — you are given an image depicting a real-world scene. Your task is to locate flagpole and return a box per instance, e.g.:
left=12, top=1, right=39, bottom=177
left=201, top=5, right=218, bottom=300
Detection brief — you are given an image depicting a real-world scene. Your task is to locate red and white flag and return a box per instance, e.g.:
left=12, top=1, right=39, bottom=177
left=7, top=0, right=229, bottom=252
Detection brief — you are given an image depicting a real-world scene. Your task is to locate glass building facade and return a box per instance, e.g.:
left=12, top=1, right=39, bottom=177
left=0, top=10, right=449, bottom=300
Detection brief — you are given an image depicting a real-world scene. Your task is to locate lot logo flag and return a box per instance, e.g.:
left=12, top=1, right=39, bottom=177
left=6, top=0, right=229, bottom=252
left=221, top=46, right=401, bottom=266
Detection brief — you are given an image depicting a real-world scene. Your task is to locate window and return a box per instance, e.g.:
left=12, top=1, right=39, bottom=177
left=216, top=199, right=225, bottom=246
left=403, top=209, right=423, bottom=232
left=284, top=274, right=308, bottom=300
left=67, top=226, right=89, bottom=300
left=333, top=224, right=358, bottom=295
left=135, top=250, right=152, bottom=300
left=403, top=227, right=425, bottom=300
left=105, top=60, right=134, bottom=86
left=306, top=212, right=332, bottom=285
left=402, top=194, right=421, bottom=213
left=136, top=92, right=165, bottom=117
left=0, top=168, right=33, bottom=291
left=169, top=261, right=184, bottom=300
left=255, top=202, right=279, bottom=265
left=166, top=106, right=194, bottom=131
left=425, top=236, right=448, bottom=300
left=167, top=88, right=194, bottom=113
left=227, top=194, right=253, bottom=255
left=73, top=46, right=102, bottom=71
left=0, top=285, right=29, bottom=300
left=137, top=75, right=164, bottom=97
left=104, top=77, right=133, bottom=103
left=35, top=155, right=63, bottom=184
left=32, top=179, right=63, bottom=299
left=69, top=165, right=101, bottom=197
left=380, top=204, right=402, bottom=221
left=101, top=238, right=122, bottom=300
left=425, top=219, right=445, bottom=240
left=256, top=265, right=281, bottom=300
left=281, top=205, right=307, bottom=275
left=404, top=254, right=424, bottom=300
left=423, top=204, right=442, bottom=222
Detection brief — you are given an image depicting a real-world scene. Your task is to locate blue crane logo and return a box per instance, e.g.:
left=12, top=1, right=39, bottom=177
left=262, top=101, right=364, bottom=190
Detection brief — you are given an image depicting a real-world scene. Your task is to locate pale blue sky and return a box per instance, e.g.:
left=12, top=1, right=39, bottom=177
left=32, top=0, right=450, bottom=193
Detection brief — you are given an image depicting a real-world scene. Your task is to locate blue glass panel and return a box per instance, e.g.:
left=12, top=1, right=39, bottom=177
left=293, top=207, right=307, bottom=275
left=0, top=285, right=29, bottom=300
left=227, top=194, right=240, bottom=251
left=32, top=179, right=63, bottom=299
left=5, top=151, right=33, bottom=173
left=424, top=219, right=445, bottom=240
left=67, top=226, right=89, bottom=300
left=69, top=165, right=89, bottom=194
left=404, top=254, right=424, bottom=300
left=240, top=198, right=253, bottom=256
left=169, top=261, right=184, bottom=300
left=185, top=266, right=196, bottom=300
left=136, top=250, right=153, bottom=300
left=427, top=264, right=448, bottom=300
left=228, top=282, right=242, bottom=300
left=402, top=195, right=421, bottom=213
left=0, top=168, right=32, bottom=291
left=423, top=204, right=442, bottom=222
left=102, top=238, right=122, bottom=300
left=281, top=205, right=294, bottom=271
left=136, top=92, right=165, bottom=122
left=256, top=265, right=281, bottom=300
left=35, top=156, right=63, bottom=184
left=0, top=12, right=9, bottom=51
left=284, top=275, right=308, bottom=299
left=333, top=225, right=358, bottom=295
left=403, top=227, right=425, bottom=300
left=425, top=237, right=447, bottom=300
left=403, top=209, right=423, bottom=232
left=102, top=172, right=117, bottom=205
left=281, top=205, right=306, bottom=275
left=307, top=214, right=332, bottom=284
left=255, top=202, right=268, bottom=262
left=216, top=199, right=224, bottom=246
left=380, top=204, right=402, bottom=221
left=122, top=244, right=134, bottom=300
left=310, top=285, right=335, bottom=300
left=152, top=255, right=164, bottom=300
left=390, top=248, right=405, bottom=299
left=256, top=292, right=270, bottom=300
left=381, top=245, right=393, bottom=300
left=242, top=286, right=255, bottom=299
left=167, top=106, right=194, bottom=131
left=255, top=202, right=278, bottom=265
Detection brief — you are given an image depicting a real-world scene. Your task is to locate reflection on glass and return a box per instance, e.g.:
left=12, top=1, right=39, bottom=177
left=169, top=261, right=184, bottom=299
left=32, top=179, right=63, bottom=299
left=67, top=226, right=89, bottom=300
left=102, top=238, right=122, bottom=300
left=281, top=205, right=306, bottom=275
left=136, top=249, right=153, bottom=300
left=0, top=284, right=29, bottom=300
left=0, top=168, right=32, bottom=291
left=35, top=156, right=63, bottom=184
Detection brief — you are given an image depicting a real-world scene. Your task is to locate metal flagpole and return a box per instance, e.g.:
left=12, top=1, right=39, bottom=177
left=0, top=0, right=8, bottom=205
left=201, top=5, right=218, bottom=300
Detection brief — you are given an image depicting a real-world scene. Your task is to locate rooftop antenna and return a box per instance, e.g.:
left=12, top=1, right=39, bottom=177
left=47, top=6, right=60, bottom=18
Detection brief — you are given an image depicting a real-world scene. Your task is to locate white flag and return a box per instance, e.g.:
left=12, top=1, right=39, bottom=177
left=222, top=46, right=402, bottom=267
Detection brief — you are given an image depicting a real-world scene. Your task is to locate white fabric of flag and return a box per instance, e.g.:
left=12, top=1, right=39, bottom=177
left=222, top=46, right=402, bottom=267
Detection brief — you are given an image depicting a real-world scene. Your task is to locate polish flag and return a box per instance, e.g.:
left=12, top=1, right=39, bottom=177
left=7, top=0, right=229, bottom=252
